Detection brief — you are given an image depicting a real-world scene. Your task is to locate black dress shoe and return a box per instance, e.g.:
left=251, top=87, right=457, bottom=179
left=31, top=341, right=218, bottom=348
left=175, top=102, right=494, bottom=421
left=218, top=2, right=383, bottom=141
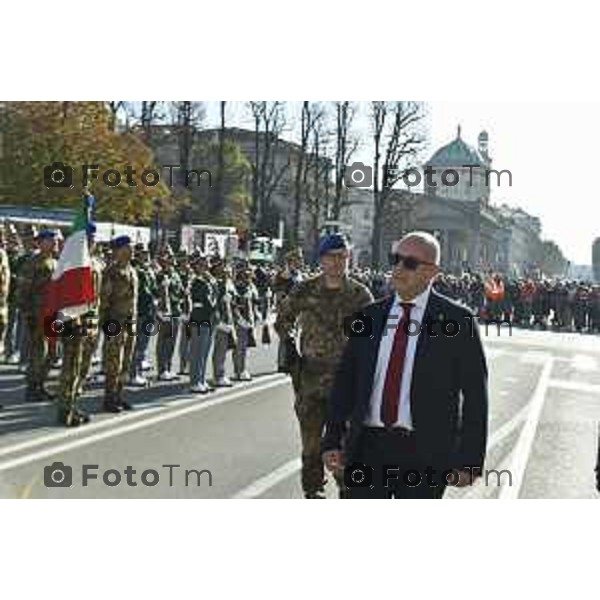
left=118, top=399, right=133, bottom=411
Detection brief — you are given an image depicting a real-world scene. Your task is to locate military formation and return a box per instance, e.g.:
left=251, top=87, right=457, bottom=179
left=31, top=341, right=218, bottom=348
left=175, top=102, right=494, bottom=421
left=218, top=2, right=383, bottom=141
left=0, top=223, right=294, bottom=424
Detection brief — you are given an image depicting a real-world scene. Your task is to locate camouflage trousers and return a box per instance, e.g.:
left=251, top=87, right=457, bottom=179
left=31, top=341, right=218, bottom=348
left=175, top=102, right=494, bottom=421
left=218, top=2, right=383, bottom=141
left=79, top=330, right=99, bottom=392
left=294, top=366, right=344, bottom=496
left=26, top=323, right=52, bottom=389
left=59, top=335, right=83, bottom=411
left=104, top=328, right=135, bottom=397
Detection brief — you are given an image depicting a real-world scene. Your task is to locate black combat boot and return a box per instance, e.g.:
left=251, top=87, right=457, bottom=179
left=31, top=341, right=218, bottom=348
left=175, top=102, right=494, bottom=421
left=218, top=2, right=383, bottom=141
left=57, top=405, right=91, bottom=427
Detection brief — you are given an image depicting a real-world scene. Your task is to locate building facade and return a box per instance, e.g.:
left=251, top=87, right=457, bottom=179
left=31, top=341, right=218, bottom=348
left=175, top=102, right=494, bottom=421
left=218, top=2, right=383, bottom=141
left=380, top=127, right=545, bottom=276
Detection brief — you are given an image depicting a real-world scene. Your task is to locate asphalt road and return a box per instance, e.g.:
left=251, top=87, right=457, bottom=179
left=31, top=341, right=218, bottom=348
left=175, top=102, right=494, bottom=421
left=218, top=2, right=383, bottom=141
left=1, top=326, right=599, bottom=499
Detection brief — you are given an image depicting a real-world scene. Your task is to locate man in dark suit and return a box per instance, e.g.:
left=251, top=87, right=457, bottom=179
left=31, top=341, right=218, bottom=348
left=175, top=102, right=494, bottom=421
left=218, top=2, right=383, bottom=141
left=322, top=231, right=488, bottom=499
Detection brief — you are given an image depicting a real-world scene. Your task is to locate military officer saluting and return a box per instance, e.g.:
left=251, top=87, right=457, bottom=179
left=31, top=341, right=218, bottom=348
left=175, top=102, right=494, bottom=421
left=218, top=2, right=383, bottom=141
left=100, top=235, right=138, bottom=412
left=275, top=234, right=373, bottom=499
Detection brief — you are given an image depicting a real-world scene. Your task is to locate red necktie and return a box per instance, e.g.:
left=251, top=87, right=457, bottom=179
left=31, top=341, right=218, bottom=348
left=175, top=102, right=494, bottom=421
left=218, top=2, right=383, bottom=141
left=381, top=302, right=414, bottom=428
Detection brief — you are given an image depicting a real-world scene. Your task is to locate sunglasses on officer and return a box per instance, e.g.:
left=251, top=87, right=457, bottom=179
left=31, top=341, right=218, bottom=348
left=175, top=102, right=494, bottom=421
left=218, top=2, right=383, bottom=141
left=388, top=252, right=436, bottom=271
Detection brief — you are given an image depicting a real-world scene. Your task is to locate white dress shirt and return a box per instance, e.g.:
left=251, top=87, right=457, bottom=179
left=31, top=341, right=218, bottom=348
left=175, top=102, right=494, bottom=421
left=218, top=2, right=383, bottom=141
left=363, top=284, right=432, bottom=430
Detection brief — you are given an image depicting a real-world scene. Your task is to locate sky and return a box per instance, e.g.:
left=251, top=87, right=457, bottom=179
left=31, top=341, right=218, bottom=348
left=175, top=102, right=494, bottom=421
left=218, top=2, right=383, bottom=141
left=203, top=101, right=598, bottom=265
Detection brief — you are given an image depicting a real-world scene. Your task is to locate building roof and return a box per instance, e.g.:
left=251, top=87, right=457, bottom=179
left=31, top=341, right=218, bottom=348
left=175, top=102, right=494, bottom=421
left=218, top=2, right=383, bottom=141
left=426, top=125, right=487, bottom=168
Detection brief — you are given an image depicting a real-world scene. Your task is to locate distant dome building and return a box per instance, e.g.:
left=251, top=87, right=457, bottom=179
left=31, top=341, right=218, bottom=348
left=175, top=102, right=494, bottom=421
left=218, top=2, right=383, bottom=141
left=424, top=125, right=491, bottom=204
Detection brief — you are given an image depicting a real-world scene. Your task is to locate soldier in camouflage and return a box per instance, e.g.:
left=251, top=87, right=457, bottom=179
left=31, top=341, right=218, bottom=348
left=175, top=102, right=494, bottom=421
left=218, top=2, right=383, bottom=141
left=275, top=234, right=374, bottom=499
left=56, top=223, right=99, bottom=426
left=77, top=225, right=103, bottom=396
left=100, top=235, right=138, bottom=412
left=21, top=229, right=58, bottom=402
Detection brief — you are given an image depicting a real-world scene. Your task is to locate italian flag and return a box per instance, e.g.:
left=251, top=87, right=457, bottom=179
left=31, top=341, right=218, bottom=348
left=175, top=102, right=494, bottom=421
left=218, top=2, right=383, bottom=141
left=44, top=208, right=95, bottom=323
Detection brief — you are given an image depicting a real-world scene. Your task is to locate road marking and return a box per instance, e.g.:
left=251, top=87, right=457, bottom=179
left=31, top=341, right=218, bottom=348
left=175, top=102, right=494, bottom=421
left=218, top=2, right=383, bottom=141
left=487, top=403, right=529, bottom=450
left=232, top=458, right=301, bottom=499
left=0, top=375, right=288, bottom=466
left=19, top=473, right=40, bottom=499
left=548, top=379, right=600, bottom=396
left=521, top=351, right=552, bottom=364
left=499, top=357, right=554, bottom=500
left=232, top=400, right=533, bottom=500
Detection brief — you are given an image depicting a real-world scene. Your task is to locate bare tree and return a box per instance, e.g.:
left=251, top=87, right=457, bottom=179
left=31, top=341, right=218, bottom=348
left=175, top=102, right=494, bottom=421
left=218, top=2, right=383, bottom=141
left=248, top=101, right=290, bottom=234
left=370, top=101, right=426, bottom=267
left=304, top=112, right=333, bottom=258
left=168, top=101, right=205, bottom=186
left=291, top=102, right=328, bottom=245
left=210, top=101, right=227, bottom=216
left=332, top=101, right=359, bottom=220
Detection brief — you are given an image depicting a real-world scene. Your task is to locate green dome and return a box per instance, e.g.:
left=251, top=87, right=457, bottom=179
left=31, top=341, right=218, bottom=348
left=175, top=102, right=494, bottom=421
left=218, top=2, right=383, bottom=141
left=427, top=127, right=487, bottom=168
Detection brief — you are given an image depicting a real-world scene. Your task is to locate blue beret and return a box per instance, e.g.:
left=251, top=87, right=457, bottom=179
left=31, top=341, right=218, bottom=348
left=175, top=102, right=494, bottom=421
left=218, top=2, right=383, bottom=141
left=38, top=229, right=56, bottom=241
left=318, top=233, right=349, bottom=257
left=112, top=235, right=131, bottom=249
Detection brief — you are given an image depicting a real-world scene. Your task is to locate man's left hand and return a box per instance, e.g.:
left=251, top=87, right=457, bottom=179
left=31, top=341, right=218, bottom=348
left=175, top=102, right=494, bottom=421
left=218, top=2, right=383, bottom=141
left=451, top=468, right=481, bottom=487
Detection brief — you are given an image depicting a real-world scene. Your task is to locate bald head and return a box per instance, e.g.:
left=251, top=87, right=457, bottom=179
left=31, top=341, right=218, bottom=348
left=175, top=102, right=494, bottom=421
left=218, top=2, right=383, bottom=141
left=390, top=231, right=441, bottom=301
left=393, top=231, right=440, bottom=266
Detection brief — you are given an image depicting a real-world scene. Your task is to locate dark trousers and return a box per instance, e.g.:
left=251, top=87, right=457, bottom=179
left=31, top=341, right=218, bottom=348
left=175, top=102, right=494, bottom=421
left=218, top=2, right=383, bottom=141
left=346, top=428, right=447, bottom=499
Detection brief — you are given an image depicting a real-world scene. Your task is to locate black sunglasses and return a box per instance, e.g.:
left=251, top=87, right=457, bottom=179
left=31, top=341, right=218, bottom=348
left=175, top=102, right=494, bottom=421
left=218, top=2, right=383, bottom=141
left=388, top=252, right=436, bottom=270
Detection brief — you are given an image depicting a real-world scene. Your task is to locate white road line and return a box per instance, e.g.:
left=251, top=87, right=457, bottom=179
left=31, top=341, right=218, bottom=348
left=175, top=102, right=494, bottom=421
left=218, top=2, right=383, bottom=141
left=499, top=357, right=554, bottom=500
left=548, top=379, right=600, bottom=396
left=487, top=403, right=530, bottom=450
left=520, top=351, right=552, bottom=364
left=232, top=458, right=302, bottom=499
left=0, top=374, right=288, bottom=464
left=231, top=400, right=533, bottom=500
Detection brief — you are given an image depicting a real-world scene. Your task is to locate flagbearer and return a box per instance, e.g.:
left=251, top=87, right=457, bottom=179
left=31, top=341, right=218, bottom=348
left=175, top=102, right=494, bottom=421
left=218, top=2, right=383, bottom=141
left=55, top=223, right=99, bottom=426
left=22, top=229, right=57, bottom=402
left=100, top=235, right=138, bottom=412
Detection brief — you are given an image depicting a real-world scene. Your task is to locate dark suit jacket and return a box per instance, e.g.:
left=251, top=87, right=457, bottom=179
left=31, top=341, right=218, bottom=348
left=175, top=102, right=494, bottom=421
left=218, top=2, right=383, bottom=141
left=321, top=289, right=489, bottom=474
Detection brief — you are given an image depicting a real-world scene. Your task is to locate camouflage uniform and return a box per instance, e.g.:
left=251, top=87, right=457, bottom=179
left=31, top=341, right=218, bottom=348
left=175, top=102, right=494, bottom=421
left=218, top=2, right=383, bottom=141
left=57, top=320, right=86, bottom=425
left=78, top=254, right=104, bottom=390
left=275, top=274, right=373, bottom=497
left=100, top=256, right=138, bottom=409
left=22, top=250, right=57, bottom=400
